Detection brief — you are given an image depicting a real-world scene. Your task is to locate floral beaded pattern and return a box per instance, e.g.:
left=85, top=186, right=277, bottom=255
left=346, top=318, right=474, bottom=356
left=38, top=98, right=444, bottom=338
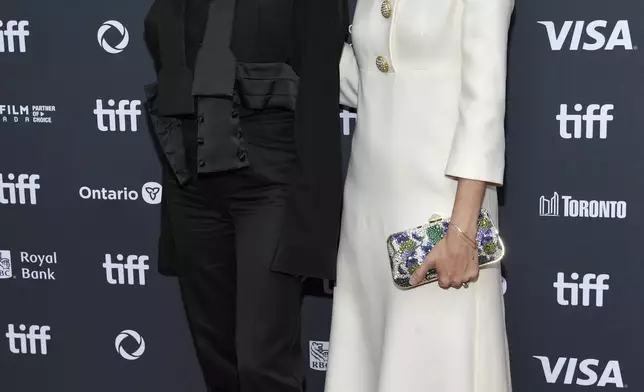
left=386, top=210, right=505, bottom=289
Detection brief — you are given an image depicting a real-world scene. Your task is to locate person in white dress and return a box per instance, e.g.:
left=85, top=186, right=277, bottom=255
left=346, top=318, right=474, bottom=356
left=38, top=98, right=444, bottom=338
left=324, top=0, right=514, bottom=391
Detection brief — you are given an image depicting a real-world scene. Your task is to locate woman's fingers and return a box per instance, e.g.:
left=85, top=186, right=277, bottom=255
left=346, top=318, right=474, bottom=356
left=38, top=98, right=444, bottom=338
left=464, top=251, right=480, bottom=283
left=447, top=256, right=471, bottom=289
left=410, top=248, right=477, bottom=289
left=409, top=253, right=436, bottom=286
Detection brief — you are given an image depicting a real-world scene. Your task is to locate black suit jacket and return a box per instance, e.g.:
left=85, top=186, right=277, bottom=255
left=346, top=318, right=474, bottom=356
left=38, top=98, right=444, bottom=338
left=144, top=0, right=349, bottom=280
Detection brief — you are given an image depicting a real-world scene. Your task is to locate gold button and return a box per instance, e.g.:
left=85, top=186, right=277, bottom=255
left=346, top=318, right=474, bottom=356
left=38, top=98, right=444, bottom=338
left=380, top=0, right=392, bottom=18
left=376, top=56, right=389, bottom=73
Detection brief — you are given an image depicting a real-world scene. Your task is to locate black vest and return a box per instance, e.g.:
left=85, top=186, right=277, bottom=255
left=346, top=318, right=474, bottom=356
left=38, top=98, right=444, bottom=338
left=144, top=0, right=299, bottom=182
left=144, top=0, right=349, bottom=280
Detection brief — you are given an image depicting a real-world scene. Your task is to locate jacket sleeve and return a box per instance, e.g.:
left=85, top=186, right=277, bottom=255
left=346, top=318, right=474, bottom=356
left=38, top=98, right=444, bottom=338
left=339, top=43, right=360, bottom=108
left=444, top=0, right=514, bottom=186
left=143, top=0, right=162, bottom=75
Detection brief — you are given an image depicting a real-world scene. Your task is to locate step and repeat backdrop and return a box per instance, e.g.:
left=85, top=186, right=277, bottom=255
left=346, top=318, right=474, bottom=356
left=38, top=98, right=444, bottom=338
left=1, top=0, right=642, bottom=391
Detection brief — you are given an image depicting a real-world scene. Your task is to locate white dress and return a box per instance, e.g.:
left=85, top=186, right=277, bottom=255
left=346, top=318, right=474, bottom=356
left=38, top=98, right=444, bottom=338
left=324, top=0, right=514, bottom=391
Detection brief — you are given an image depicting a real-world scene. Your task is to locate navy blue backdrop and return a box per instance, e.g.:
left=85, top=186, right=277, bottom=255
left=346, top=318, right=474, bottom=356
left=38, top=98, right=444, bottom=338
left=1, top=0, right=641, bottom=391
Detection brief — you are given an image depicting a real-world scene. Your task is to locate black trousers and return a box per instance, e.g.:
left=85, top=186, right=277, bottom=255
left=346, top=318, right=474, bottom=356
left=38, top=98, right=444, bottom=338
left=163, top=117, right=303, bottom=392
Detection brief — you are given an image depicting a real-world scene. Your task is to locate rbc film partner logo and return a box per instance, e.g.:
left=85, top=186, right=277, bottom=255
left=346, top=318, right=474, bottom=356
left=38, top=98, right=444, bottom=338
left=309, top=341, right=329, bottom=371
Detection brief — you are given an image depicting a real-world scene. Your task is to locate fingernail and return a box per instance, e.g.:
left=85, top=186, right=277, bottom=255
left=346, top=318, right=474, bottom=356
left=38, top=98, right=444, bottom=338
left=409, top=276, right=418, bottom=285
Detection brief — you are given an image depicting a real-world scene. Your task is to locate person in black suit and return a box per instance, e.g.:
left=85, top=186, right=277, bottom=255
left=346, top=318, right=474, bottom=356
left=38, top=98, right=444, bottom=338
left=142, top=0, right=348, bottom=391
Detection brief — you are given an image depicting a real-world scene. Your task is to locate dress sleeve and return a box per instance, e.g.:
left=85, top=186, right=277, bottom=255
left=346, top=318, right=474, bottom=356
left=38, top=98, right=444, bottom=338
left=339, top=43, right=360, bottom=108
left=444, top=0, right=514, bottom=186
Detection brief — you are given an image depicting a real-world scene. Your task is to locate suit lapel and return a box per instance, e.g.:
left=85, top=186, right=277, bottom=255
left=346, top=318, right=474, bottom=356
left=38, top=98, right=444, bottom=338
left=192, top=0, right=237, bottom=96
left=156, top=0, right=196, bottom=115
left=158, top=0, right=187, bottom=69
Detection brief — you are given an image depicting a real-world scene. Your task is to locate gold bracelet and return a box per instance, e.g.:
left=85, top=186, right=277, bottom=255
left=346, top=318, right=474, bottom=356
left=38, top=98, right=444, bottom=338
left=449, top=223, right=477, bottom=249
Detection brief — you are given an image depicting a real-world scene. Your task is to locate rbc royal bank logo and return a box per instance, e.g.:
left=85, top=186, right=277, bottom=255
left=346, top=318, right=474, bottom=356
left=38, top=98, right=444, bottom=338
left=97, top=20, right=129, bottom=54
left=309, top=341, right=329, bottom=371
left=539, top=192, right=626, bottom=219
left=115, top=329, right=145, bottom=360
left=0, top=250, right=12, bottom=279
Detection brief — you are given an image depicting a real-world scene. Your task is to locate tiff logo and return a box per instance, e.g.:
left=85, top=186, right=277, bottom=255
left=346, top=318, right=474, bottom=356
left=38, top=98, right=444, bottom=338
left=103, top=254, right=149, bottom=286
left=557, top=104, right=613, bottom=139
left=0, top=21, right=29, bottom=53
left=0, top=173, right=40, bottom=205
left=6, top=324, right=51, bottom=355
left=94, top=99, right=141, bottom=132
left=339, top=109, right=356, bottom=136
left=554, top=272, right=610, bottom=307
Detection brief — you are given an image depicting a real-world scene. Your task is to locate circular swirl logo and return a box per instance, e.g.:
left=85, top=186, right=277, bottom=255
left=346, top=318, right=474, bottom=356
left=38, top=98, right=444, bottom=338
left=115, top=329, right=145, bottom=360
left=97, top=20, right=129, bottom=54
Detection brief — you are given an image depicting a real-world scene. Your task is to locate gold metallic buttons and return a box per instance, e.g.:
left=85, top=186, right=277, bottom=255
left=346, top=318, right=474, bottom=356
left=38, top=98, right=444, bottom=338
left=380, top=0, right=392, bottom=18
left=376, top=56, right=390, bottom=73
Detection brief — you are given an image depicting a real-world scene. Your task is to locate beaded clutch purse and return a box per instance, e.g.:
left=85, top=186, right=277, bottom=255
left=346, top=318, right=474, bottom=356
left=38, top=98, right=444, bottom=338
left=386, top=210, right=505, bottom=289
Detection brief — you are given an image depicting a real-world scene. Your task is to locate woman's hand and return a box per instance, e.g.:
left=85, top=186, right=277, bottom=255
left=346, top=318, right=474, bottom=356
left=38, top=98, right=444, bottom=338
left=409, top=226, right=479, bottom=288
left=409, top=178, right=487, bottom=288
